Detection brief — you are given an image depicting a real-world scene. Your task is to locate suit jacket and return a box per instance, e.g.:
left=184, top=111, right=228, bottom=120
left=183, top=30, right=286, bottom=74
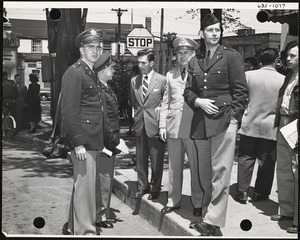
left=238, top=66, right=285, bottom=140
left=130, top=70, right=167, bottom=137
left=184, top=45, right=248, bottom=139
left=274, top=71, right=299, bottom=127
left=159, top=66, right=194, bottom=139
left=61, top=59, right=119, bottom=151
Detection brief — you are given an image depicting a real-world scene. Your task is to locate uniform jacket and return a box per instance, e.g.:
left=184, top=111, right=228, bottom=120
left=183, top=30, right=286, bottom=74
left=238, top=66, right=285, bottom=140
left=130, top=71, right=167, bottom=137
left=184, top=45, right=248, bottom=139
left=159, top=66, right=194, bottom=139
left=100, top=82, right=120, bottom=132
left=274, top=71, right=299, bottom=127
left=61, top=59, right=119, bottom=151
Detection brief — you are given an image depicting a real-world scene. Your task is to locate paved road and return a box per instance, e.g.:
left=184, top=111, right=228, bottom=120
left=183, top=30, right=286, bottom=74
left=2, top=140, right=164, bottom=237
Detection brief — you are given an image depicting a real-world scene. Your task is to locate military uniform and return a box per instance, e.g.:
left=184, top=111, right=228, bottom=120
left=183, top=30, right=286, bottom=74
left=61, top=28, right=119, bottom=235
left=184, top=45, right=248, bottom=228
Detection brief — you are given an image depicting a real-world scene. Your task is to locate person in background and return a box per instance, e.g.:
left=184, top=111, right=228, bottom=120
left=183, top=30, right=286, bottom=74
left=271, top=41, right=298, bottom=234
left=130, top=49, right=167, bottom=201
left=25, top=73, right=41, bottom=133
left=244, top=56, right=260, bottom=71
left=93, top=51, right=122, bottom=229
left=277, top=43, right=293, bottom=76
left=184, top=13, right=248, bottom=236
left=61, top=28, right=127, bottom=235
left=235, top=48, right=285, bottom=204
left=15, top=74, right=28, bottom=132
left=2, top=71, right=18, bottom=119
left=159, top=37, right=205, bottom=217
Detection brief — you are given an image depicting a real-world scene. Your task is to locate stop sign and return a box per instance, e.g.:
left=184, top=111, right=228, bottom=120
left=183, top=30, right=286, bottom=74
left=127, top=28, right=154, bottom=56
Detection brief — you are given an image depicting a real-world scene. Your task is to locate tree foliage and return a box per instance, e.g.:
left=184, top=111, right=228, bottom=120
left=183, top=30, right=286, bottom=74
left=176, top=9, right=251, bottom=35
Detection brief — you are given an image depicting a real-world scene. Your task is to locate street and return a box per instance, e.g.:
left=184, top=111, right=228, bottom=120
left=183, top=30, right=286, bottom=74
left=2, top=140, right=164, bottom=237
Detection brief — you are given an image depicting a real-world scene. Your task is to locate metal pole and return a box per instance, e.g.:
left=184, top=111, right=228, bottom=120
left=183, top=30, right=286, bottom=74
left=159, top=8, right=164, bottom=74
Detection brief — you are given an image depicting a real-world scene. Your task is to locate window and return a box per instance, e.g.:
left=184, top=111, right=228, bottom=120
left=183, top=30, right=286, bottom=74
left=32, top=40, right=42, bottom=53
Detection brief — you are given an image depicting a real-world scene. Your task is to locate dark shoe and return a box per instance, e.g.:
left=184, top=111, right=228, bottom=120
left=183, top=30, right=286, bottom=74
left=252, top=193, right=269, bottom=202
left=189, top=220, right=216, bottom=236
left=287, top=225, right=298, bottom=234
left=133, top=189, right=149, bottom=199
left=235, top=191, right=248, bottom=204
left=193, top=207, right=202, bottom=217
left=62, top=222, right=72, bottom=235
left=96, top=221, right=113, bottom=228
left=271, top=214, right=293, bottom=221
left=148, top=192, right=160, bottom=200
left=161, top=206, right=180, bottom=214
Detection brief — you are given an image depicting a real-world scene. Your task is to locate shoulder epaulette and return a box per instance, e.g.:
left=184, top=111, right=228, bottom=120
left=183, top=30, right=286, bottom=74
left=223, top=46, right=236, bottom=52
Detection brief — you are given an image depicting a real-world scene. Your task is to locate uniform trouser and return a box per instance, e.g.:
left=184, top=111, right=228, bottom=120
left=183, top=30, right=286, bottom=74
left=276, top=117, right=296, bottom=219
left=136, top=129, right=166, bottom=192
left=237, top=135, right=276, bottom=195
left=67, top=150, right=98, bottom=235
left=96, top=153, right=116, bottom=222
left=166, top=138, right=204, bottom=209
left=196, top=123, right=238, bottom=228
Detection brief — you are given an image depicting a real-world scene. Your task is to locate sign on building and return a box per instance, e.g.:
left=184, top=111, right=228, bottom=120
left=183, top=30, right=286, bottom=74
left=127, top=28, right=154, bottom=56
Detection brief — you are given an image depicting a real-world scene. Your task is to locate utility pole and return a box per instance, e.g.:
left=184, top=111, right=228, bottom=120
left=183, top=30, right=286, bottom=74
left=159, top=8, right=164, bottom=74
left=112, top=8, right=128, bottom=60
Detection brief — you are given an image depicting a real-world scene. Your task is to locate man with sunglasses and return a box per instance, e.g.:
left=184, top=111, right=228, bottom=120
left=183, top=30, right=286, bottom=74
left=61, top=28, right=122, bottom=235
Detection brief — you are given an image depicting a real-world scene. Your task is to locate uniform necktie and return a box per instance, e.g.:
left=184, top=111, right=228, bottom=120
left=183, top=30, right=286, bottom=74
left=143, top=75, right=148, bottom=100
left=206, top=50, right=211, bottom=66
left=181, top=67, right=186, bottom=80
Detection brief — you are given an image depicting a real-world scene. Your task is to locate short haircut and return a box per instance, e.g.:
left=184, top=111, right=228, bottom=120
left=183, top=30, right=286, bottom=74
left=259, top=48, right=279, bottom=65
left=285, top=41, right=298, bottom=53
left=137, top=49, right=155, bottom=62
left=245, top=57, right=258, bottom=67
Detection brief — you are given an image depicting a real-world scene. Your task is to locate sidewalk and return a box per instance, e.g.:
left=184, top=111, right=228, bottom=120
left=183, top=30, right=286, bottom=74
left=12, top=113, right=297, bottom=238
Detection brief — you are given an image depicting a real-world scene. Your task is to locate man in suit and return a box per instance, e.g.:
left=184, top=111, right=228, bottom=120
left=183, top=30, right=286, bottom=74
left=61, top=28, right=124, bottom=235
left=159, top=37, right=206, bottom=216
left=93, top=51, right=124, bottom=229
left=130, top=49, right=167, bottom=200
left=271, top=41, right=298, bottom=234
left=184, top=13, right=248, bottom=235
left=235, top=48, right=285, bottom=204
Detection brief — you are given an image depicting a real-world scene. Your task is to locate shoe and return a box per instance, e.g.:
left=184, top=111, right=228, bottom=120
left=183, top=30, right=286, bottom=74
left=193, top=207, right=202, bottom=217
left=189, top=220, right=216, bottom=236
left=270, top=214, right=293, bottom=221
left=235, top=191, right=248, bottom=204
left=62, top=222, right=72, bottom=235
left=148, top=192, right=160, bottom=200
left=29, top=128, right=36, bottom=133
left=252, top=193, right=269, bottom=202
left=96, top=221, right=113, bottom=228
left=161, top=206, right=180, bottom=214
left=287, top=225, right=298, bottom=234
left=133, top=189, right=149, bottom=199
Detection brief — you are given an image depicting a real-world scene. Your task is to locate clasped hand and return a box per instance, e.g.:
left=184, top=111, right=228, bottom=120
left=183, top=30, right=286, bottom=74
left=195, top=98, right=219, bottom=115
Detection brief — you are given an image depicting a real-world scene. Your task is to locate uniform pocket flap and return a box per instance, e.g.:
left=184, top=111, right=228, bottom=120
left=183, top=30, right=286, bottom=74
left=81, top=114, right=100, bottom=124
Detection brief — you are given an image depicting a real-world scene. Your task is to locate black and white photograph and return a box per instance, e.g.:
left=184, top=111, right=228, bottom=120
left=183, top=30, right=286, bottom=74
left=2, top=1, right=299, bottom=238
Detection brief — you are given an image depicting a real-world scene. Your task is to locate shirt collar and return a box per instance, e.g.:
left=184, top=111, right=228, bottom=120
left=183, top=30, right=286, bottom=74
left=206, top=44, right=220, bottom=59
left=81, top=58, right=94, bottom=72
left=143, top=69, right=154, bottom=81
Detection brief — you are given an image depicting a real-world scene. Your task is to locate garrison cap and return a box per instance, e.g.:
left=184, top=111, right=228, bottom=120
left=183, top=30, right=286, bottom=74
left=94, top=51, right=116, bottom=72
left=173, top=37, right=199, bottom=50
left=201, top=13, right=220, bottom=30
left=75, top=28, right=103, bottom=48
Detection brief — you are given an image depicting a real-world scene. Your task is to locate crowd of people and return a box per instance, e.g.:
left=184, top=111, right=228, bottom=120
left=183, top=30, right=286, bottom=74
left=3, top=11, right=297, bottom=237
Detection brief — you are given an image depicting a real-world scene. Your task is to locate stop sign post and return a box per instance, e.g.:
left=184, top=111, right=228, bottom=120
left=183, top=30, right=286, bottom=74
left=127, top=28, right=154, bottom=56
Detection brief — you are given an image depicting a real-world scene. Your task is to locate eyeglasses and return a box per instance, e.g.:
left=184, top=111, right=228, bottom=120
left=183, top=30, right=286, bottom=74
left=84, top=45, right=103, bottom=51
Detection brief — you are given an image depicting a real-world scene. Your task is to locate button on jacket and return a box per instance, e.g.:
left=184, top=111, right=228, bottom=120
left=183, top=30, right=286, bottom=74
left=184, top=45, right=248, bottom=139
left=61, top=59, right=119, bottom=151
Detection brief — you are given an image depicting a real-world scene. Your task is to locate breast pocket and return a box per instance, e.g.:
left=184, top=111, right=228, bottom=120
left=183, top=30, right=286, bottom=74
left=82, top=85, right=98, bottom=98
left=210, top=68, right=228, bottom=86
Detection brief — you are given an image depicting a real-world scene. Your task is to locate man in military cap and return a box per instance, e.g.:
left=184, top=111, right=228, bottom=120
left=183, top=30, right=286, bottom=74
left=184, top=13, right=248, bottom=235
left=159, top=37, right=206, bottom=217
left=61, top=28, right=123, bottom=235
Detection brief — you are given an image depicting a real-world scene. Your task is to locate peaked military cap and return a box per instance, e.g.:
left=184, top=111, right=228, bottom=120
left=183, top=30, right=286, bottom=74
left=94, top=51, right=116, bottom=72
left=201, top=13, right=220, bottom=30
left=75, top=28, right=103, bottom=48
left=173, top=37, right=199, bottom=50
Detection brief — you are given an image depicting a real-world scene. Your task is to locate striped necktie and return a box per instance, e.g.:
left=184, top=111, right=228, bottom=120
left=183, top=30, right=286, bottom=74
left=143, top=75, right=148, bottom=100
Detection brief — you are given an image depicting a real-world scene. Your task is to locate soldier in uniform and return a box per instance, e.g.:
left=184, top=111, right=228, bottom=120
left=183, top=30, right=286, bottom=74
left=184, top=13, right=248, bottom=235
left=61, top=28, right=124, bottom=235
left=159, top=37, right=206, bottom=217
